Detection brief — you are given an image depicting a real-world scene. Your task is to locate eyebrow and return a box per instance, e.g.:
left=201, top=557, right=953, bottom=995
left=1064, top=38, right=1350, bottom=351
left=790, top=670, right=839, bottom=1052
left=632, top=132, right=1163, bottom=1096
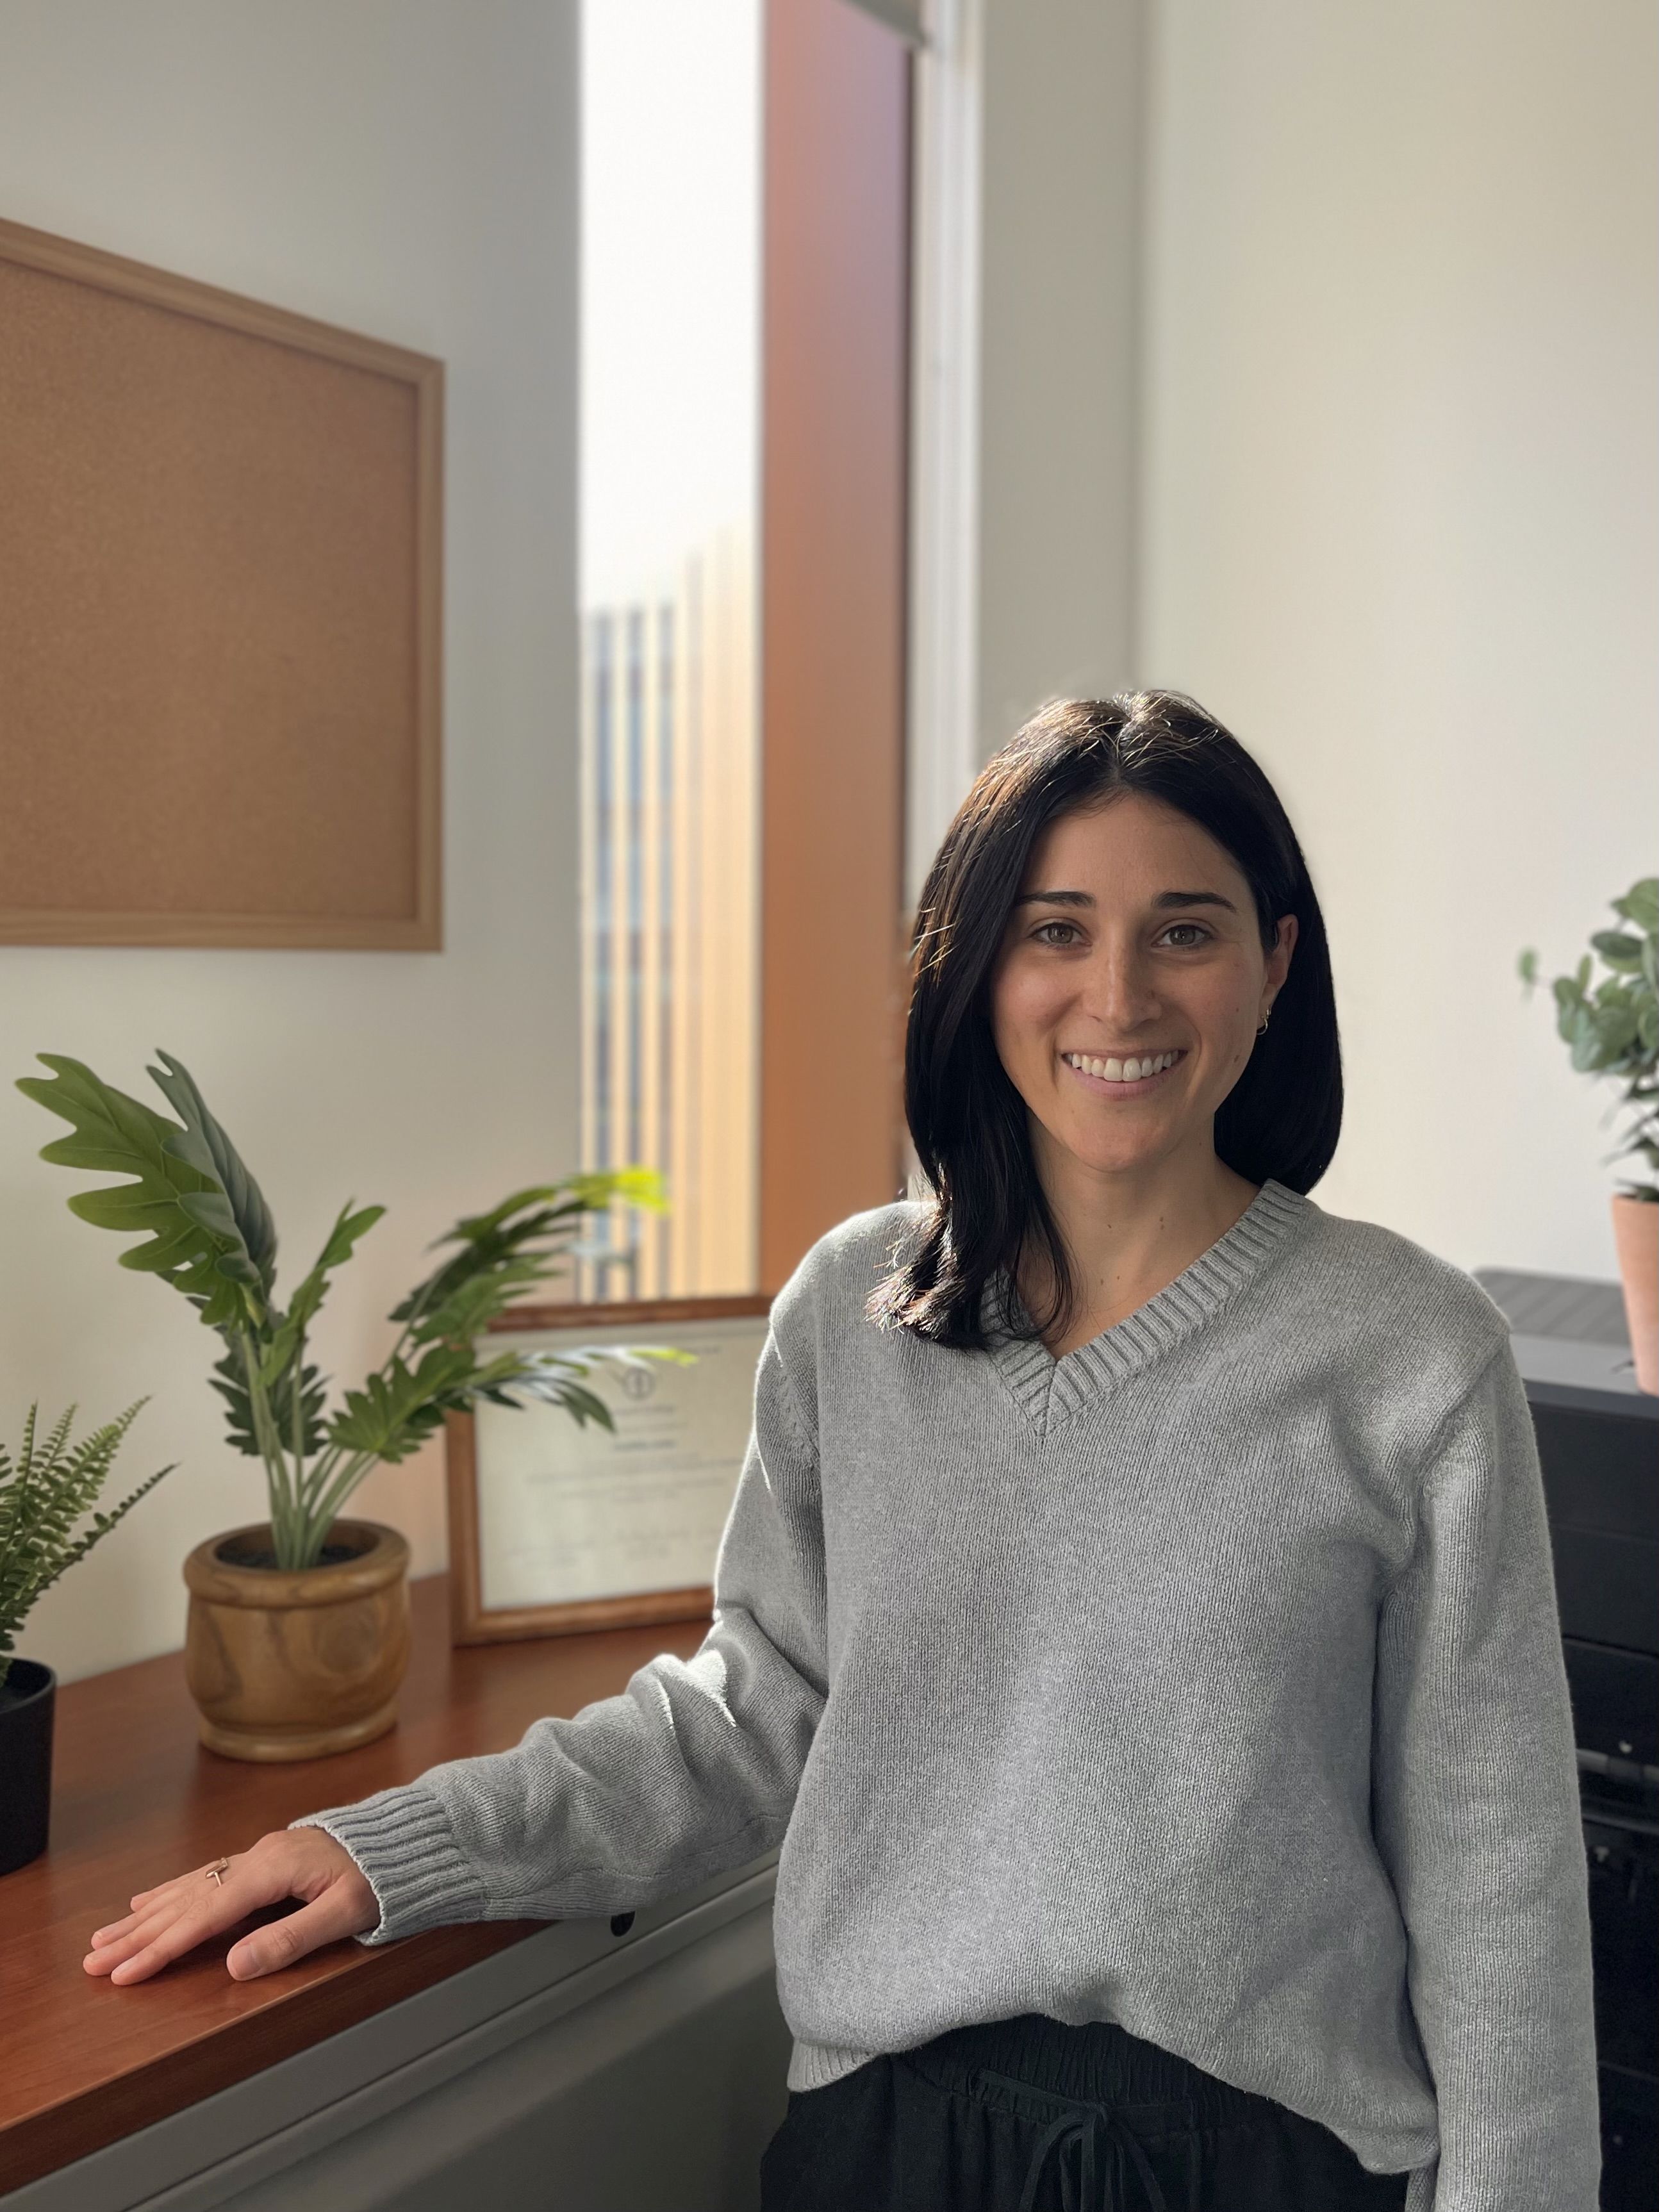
left=1010, top=887, right=1239, bottom=914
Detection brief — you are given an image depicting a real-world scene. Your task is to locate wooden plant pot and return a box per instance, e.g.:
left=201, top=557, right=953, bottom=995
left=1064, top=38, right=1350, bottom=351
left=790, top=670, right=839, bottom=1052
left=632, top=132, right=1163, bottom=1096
left=183, top=1519, right=411, bottom=1762
left=1610, top=1194, right=1658, bottom=1396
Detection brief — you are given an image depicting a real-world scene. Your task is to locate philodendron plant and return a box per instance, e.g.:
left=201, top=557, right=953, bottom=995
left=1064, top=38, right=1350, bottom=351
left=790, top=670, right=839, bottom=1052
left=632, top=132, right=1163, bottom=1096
left=1519, top=875, right=1659, bottom=1200
left=18, top=1052, right=688, bottom=1572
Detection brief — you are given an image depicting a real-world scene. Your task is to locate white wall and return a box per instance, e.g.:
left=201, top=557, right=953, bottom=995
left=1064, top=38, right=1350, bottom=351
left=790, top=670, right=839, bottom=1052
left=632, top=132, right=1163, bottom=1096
left=957, top=0, right=1655, bottom=1280
left=7, top=0, right=1654, bottom=1682
left=1137, top=0, right=1658, bottom=1280
left=0, top=0, right=580, bottom=1682
left=974, top=0, right=1144, bottom=756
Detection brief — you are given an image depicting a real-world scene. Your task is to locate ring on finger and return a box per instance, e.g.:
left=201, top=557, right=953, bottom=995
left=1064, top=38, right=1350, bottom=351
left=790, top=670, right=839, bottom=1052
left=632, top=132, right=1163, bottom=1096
left=205, top=1856, right=233, bottom=1886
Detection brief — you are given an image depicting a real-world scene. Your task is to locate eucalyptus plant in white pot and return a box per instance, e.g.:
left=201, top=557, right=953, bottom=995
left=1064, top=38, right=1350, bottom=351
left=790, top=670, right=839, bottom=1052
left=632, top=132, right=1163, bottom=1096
left=1519, top=874, right=1659, bottom=1392
left=18, top=1050, right=684, bottom=1759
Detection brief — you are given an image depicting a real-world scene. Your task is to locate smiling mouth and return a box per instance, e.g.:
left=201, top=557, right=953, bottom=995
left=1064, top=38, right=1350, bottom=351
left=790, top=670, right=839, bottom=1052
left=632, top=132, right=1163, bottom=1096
left=1061, top=1048, right=1185, bottom=1093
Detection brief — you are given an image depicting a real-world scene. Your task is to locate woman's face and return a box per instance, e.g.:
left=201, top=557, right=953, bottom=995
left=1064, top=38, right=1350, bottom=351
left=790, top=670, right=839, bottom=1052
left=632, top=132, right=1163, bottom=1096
left=989, top=791, right=1298, bottom=1187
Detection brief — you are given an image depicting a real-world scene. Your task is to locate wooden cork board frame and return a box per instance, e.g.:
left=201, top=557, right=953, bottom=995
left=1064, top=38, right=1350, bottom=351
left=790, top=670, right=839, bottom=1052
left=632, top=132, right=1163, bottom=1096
left=0, top=215, right=443, bottom=949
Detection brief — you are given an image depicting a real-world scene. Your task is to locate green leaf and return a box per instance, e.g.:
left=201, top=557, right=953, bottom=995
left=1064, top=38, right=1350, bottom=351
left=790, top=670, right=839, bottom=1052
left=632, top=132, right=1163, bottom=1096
left=211, top=1341, right=328, bottom=1460
left=410, top=1260, right=551, bottom=1349
left=1590, top=930, right=1646, bottom=973
left=260, top=1201, right=384, bottom=1389
left=445, top=1184, right=590, bottom=1246
left=463, top=1349, right=616, bottom=1430
left=469, top=1344, right=694, bottom=1429
left=15, top=1055, right=260, bottom=1330
left=573, top=1166, right=670, bottom=1216
left=1568, top=1004, right=1610, bottom=1073
left=147, top=1053, right=278, bottom=1297
left=391, top=1170, right=670, bottom=1343
left=329, top=1344, right=478, bottom=1464
left=1612, top=877, right=1659, bottom=936
left=1592, top=1003, right=1642, bottom=1059
left=445, top=1169, right=668, bottom=1251
left=332, top=1341, right=698, bottom=1464
left=1516, top=947, right=1539, bottom=987
left=391, top=1197, right=575, bottom=1332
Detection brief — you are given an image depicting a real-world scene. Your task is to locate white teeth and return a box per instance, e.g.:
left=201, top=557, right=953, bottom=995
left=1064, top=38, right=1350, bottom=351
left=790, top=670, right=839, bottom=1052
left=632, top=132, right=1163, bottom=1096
left=1066, top=1050, right=1179, bottom=1082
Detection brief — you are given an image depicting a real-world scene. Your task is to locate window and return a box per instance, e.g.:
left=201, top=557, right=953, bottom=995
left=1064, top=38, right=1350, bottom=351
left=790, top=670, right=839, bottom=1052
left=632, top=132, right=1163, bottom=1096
left=577, top=0, right=911, bottom=1303
left=575, top=0, right=762, bottom=1300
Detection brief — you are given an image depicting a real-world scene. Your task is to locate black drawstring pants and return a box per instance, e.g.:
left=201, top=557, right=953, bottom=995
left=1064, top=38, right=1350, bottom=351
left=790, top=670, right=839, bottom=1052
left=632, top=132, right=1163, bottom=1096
left=759, top=2013, right=1416, bottom=2212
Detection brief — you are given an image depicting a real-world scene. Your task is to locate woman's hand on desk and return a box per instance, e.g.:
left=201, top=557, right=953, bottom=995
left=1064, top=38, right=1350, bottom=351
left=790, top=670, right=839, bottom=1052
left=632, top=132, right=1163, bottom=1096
left=82, top=1828, right=379, bottom=1985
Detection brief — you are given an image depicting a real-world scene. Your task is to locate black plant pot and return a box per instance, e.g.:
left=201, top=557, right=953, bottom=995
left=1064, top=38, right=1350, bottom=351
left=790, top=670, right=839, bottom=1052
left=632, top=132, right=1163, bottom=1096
left=0, top=1658, right=56, bottom=1876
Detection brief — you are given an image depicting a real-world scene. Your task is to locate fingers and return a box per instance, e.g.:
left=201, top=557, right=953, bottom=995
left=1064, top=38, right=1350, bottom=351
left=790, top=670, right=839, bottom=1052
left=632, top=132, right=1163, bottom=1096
left=225, top=1884, right=372, bottom=1980
left=88, top=1912, right=139, bottom=1948
left=86, top=1902, right=172, bottom=1961
left=83, top=1831, right=378, bottom=1986
left=83, top=1849, right=275, bottom=1984
left=88, top=1899, right=238, bottom=1985
left=90, top=1860, right=238, bottom=1945
left=89, top=1888, right=192, bottom=1944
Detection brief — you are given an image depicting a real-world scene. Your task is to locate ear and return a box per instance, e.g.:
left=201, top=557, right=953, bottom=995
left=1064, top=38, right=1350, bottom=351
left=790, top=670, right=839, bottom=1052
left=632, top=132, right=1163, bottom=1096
left=1267, top=914, right=1298, bottom=995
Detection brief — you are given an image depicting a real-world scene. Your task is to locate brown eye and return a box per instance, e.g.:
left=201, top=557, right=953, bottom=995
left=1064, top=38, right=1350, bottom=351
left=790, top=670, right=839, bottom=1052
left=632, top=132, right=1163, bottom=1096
left=1163, top=923, right=1211, bottom=947
left=1034, top=921, right=1079, bottom=946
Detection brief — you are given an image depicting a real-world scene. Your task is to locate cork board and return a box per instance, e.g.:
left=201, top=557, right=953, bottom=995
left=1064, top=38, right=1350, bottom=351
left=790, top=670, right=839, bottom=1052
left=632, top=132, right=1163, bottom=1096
left=0, top=217, right=442, bottom=948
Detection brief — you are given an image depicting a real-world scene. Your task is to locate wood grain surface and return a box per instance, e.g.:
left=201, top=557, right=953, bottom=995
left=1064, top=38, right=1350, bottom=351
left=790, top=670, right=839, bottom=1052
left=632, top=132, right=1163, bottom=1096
left=0, top=1573, right=711, bottom=2194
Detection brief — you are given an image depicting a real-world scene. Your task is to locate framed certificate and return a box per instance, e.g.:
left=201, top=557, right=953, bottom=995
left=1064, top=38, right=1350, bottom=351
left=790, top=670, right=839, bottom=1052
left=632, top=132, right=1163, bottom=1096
left=445, top=1295, right=772, bottom=1645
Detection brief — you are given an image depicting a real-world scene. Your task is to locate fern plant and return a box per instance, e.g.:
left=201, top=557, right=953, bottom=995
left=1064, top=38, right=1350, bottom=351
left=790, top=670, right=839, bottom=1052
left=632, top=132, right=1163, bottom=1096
left=0, top=1401, right=173, bottom=1693
left=1519, top=875, right=1659, bottom=1200
left=18, top=1051, right=688, bottom=1572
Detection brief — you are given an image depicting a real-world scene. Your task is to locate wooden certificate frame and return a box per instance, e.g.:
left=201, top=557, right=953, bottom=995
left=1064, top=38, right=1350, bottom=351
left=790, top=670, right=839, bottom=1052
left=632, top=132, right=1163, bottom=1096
left=0, top=215, right=443, bottom=950
left=445, top=1295, right=773, bottom=1646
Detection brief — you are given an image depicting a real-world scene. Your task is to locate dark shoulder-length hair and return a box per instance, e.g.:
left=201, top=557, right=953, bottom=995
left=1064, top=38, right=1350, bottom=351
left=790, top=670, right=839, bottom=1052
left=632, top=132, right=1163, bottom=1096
left=868, top=689, right=1342, bottom=1351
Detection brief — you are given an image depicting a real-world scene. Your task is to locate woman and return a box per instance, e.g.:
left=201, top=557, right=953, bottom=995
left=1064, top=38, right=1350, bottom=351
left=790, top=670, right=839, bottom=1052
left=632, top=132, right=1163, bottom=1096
left=84, top=692, right=1600, bottom=2212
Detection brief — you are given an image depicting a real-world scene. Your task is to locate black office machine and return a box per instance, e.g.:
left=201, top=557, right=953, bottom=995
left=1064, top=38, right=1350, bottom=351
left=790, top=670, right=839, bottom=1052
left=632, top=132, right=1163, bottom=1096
left=1474, top=1269, right=1658, bottom=2212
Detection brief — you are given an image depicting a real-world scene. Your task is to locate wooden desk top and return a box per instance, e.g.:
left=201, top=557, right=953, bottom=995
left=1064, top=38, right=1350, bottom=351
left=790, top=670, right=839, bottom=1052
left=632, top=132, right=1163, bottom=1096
left=0, top=1574, right=711, bottom=2196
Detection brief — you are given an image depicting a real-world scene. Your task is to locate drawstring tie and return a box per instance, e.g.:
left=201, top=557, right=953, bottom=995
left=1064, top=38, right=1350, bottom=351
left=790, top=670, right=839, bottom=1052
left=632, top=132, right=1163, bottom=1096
left=977, top=2069, right=1181, bottom=2212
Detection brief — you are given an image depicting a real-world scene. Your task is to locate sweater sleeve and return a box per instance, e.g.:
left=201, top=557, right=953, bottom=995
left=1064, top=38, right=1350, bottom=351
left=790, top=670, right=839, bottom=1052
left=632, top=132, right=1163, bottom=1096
left=289, top=1324, right=827, bottom=1942
left=1371, top=1337, right=1601, bottom=2212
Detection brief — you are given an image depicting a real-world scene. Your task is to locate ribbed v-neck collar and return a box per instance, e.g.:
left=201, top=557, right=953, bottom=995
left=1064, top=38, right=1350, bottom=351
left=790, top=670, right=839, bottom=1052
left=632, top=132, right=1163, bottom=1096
left=979, top=1178, right=1310, bottom=1433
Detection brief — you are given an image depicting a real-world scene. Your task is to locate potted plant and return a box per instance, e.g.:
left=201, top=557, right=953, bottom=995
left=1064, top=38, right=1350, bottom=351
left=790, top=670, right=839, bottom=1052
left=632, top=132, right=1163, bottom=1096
left=1519, top=874, right=1659, bottom=1392
left=0, top=1400, right=172, bottom=1872
left=19, top=1050, right=684, bottom=1759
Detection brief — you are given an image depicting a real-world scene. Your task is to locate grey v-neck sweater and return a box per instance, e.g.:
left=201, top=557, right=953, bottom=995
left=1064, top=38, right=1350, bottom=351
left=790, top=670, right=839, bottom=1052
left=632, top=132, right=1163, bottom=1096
left=294, top=1181, right=1601, bottom=2211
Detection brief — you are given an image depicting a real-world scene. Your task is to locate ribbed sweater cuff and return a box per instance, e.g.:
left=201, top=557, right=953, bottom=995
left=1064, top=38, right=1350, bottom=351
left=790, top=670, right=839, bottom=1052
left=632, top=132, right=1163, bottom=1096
left=290, top=1783, right=490, bottom=1945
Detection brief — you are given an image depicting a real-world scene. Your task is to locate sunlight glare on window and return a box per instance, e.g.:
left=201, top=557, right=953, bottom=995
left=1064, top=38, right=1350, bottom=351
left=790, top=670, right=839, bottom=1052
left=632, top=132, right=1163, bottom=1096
left=576, top=0, right=761, bottom=1302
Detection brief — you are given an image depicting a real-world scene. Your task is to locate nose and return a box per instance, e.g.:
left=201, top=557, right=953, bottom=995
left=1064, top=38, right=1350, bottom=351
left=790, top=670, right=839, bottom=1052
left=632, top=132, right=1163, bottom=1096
left=1075, top=939, right=1162, bottom=1032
